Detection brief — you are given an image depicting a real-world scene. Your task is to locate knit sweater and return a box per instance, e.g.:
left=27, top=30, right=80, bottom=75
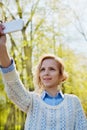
left=2, top=69, right=87, bottom=130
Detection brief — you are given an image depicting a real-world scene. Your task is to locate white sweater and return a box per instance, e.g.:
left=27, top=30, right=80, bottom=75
left=2, top=69, right=87, bottom=130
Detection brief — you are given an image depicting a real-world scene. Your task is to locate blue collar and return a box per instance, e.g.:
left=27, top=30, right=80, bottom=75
left=41, top=90, right=64, bottom=100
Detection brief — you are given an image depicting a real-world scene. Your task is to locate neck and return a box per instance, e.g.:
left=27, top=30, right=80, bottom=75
left=44, top=86, right=60, bottom=97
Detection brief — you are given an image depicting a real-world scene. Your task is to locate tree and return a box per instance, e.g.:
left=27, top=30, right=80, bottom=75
left=0, top=0, right=87, bottom=129
left=0, top=0, right=41, bottom=129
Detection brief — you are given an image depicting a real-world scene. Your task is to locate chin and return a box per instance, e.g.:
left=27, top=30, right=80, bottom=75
left=44, top=84, right=52, bottom=88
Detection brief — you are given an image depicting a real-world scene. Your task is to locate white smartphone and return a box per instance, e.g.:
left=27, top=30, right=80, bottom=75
left=2, top=19, right=24, bottom=34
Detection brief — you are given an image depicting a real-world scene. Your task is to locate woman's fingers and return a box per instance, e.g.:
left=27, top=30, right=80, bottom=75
left=0, top=24, right=5, bottom=35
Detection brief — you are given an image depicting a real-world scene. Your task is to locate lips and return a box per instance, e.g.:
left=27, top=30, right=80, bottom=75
left=43, top=78, right=52, bottom=81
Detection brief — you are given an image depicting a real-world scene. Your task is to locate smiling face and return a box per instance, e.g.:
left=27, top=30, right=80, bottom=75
left=39, top=59, right=60, bottom=89
left=35, top=55, right=68, bottom=92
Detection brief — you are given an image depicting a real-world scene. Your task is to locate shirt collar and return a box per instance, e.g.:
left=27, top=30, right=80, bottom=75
left=41, top=90, right=64, bottom=100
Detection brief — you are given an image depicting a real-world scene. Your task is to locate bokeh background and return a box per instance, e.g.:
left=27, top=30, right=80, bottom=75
left=0, top=0, right=87, bottom=129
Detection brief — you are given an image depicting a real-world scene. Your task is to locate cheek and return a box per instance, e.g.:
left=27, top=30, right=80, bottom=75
left=52, top=72, right=59, bottom=77
left=39, top=71, right=44, bottom=77
left=53, top=73, right=60, bottom=81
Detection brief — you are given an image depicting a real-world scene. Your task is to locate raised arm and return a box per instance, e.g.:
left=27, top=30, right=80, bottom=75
left=0, top=24, right=33, bottom=113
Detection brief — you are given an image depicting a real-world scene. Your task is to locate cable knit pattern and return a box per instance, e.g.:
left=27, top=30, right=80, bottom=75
left=2, top=69, right=87, bottom=130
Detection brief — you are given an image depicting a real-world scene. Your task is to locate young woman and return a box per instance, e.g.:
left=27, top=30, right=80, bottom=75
left=0, top=24, right=87, bottom=130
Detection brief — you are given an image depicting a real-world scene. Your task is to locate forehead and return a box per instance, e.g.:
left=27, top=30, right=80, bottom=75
left=41, top=59, right=58, bottom=67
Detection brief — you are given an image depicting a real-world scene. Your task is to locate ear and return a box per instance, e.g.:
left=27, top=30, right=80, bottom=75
left=60, top=72, right=68, bottom=82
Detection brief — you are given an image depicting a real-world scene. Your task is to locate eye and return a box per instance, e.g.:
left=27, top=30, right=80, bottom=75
left=49, top=67, right=56, bottom=71
left=40, top=67, right=45, bottom=72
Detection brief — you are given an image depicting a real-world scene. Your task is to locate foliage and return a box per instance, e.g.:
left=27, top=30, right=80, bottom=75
left=0, top=0, right=87, bottom=129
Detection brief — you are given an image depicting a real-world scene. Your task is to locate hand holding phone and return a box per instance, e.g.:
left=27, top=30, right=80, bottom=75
left=2, top=19, right=24, bottom=34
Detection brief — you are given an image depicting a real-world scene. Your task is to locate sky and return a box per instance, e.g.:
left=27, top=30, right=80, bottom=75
left=0, top=0, right=87, bottom=57
left=63, top=0, right=87, bottom=57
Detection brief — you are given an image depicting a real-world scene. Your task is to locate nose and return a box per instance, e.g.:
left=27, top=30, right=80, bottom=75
left=44, top=69, right=49, bottom=75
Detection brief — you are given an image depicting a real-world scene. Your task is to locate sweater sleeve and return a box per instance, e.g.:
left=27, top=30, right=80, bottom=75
left=74, top=96, right=87, bottom=130
left=2, top=69, right=33, bottom=113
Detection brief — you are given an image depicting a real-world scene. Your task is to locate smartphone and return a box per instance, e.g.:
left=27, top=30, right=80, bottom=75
left=2, top=19, right=24, bottom=34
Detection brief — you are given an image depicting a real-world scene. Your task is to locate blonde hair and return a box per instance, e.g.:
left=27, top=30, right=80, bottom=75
left=34, top=54, right=68, bottom=91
